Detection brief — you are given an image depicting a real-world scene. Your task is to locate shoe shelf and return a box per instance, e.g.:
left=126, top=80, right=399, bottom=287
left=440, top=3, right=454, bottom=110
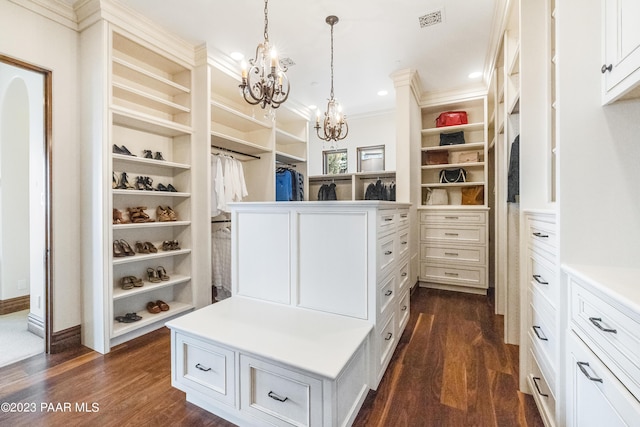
left=113, top=274, right=191, bottom=300
left=113, top=221, right=191, bottom=230
left=421, top=122, right=484, bottom=136
left=113, top=82, right=191, bottom=116
left=420, top=181, right=486, bottom=188
left=112, top=153, right=190, bottom=171
left=112, top=189, right=191, bottom=198
left=421, top=161, right=485, bottom=170
left=421, top=141, right=486, bottom=153
left=112, top=300, right=193, bottom=338
left=112, top=56, right=191, bottom=97
left=211, top=100, right=272, bottom=132
left=112, top=248, right=192, bottom=265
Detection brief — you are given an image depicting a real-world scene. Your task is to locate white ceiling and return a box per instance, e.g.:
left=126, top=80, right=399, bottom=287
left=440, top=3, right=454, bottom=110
left=117, top=0, right=502, bottom=116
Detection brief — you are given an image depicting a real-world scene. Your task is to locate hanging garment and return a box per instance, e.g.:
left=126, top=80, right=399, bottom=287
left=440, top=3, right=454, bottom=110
left=211, top=154, right=249, bottom=213
left=211, top=155, right=225, bottom=216
left=212, top=227, right=232, bottom=301
left=276, top=169, right=294, bottom=201
left=507, top=135, right=520, bottom=203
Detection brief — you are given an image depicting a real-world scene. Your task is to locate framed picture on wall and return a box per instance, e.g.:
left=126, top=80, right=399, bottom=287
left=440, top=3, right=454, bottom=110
left=323, top=149, right=348, bottom=174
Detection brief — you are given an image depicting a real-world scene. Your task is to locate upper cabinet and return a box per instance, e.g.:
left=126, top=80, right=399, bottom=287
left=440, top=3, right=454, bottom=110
left=602, top=0, right=640, bottom=104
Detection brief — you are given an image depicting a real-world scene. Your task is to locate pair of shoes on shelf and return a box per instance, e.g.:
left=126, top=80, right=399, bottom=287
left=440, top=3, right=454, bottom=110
left=162, top=240, right=181, bottom=251
left=157, top=206, right=178, bottom=222
left=113, top=239, right=135, bottom=257
left=120, top=275, right=143, bottom=290
left=127, top=206, right=155, bottom=223
left=146, top=300, right=170, bottom=314
left=134, top=241, right=157, bottom=254
left=135, top=176, right=154, bottom=191
left=143, top=150, right=165, bottom=161
left=147, top=266, right=169, bottom=283
left=156, top=183, right=178, bottom=192
left=113, top=144, right=136, bottom=156
left=115, top=172, right=134, bottom=190
left=113, top=208, right=129, bottom=224
left=115, top=312, right=142, bottom=323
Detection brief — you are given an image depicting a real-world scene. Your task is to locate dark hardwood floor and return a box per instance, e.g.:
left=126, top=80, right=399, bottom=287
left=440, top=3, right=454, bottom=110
left=0, top=287, right=543, bottom=427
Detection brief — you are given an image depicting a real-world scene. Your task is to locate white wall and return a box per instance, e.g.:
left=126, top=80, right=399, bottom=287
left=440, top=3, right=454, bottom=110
left=0, top=1, right=80, bottom=332
left=308, top=110, right=396, bottom=175
left=557, top=0, right=640, bottom=266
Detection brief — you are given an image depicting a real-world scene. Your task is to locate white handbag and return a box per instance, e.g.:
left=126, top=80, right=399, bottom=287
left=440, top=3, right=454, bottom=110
left=425, top=188, right=448, bottom=205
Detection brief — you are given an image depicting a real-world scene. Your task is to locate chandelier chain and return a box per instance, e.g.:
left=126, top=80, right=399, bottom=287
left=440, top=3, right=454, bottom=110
left=263, top=0, right=269, bottom=42
left=330, top=20, right=335, bottom=99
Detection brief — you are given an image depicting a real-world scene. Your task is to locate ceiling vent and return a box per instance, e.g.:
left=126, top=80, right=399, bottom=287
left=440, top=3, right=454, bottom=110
left=419, top=9, right=444, bottom=28
left=280, top=57, right=296, bottom=68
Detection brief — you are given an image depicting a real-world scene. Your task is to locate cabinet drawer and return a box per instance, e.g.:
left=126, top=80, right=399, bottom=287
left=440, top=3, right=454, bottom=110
left=397, top=209, right=409, bottom=228
left=397, top=228, right=410, bottom=259
left=378, top=274, right=396, bottom=320
left=529, top=290, right=557, bottom=380
left=420, top=224, right=486, bottom=245
left=421, top=243, right=486, bottom=265
left=420, top=263, right=487, bottom=289
left=240, top=355, right=322, bottom=427
left=528, top=348, right=556, bottom=426
left=397, top=289, right=410, bottom=334
left=528, top=218, right=557, bottom=255
left=420, top=210, right=486, bottom=224
left=174, top=333, right=235, bottom=406
left=528, top=251, right=558, bottom=308
left=570, top=278, right=640, bottom=401
left=378, top=210, right=396, bottom=235
left=397, top=257, right=410, bottom=293
left=377, top=233, right=396, bottom=278
left=568, top=332, right=640, bottom=427
left=377, top=314, right=396, bottom=368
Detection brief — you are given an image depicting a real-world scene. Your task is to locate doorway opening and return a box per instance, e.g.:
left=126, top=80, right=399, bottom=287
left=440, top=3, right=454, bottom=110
left=0, top=54, right=52, bottom=366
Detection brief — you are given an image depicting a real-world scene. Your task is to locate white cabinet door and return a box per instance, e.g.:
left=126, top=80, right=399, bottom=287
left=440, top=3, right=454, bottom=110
left=602, top=0, right=640, bottom=103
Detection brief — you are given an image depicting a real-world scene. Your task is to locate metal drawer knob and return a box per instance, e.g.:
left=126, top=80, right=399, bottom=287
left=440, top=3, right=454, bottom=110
left=385, top=332, right=393, bottom=341
left=589, top=317, right=617, bottom=334
left=268, top=391, right=289, bottom=402
left=385, top=290, right=393, bottom=296
left=385, top=250, right=393, bottom=255
left=601, top=64, right=612, bottom=73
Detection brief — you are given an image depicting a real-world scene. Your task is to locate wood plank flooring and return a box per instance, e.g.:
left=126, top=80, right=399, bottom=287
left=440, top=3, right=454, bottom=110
left=0, top=287, right=543, bottom=426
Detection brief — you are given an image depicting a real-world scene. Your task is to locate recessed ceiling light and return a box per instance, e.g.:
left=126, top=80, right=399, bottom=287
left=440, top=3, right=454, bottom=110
left=230, top=52, right=244, bottom=61
left=377, top=90, right=388, bottom=96
left=468, top=71, right=482, bottom=79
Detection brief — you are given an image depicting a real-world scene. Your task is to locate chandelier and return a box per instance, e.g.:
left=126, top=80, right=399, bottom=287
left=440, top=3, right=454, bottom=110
left=239, top=0, right=290, bottom=109
left=315, top=15, right=348, bottom=142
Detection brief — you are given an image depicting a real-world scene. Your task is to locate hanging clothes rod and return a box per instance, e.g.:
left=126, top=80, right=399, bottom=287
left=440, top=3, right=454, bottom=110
left=211, top=219, right=231, bottom=223
left=211, top=145, right=261, bottom=160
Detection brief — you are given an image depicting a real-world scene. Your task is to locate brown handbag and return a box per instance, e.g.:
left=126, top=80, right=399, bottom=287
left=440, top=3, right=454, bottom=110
left=461, top=185, right=484, bottom=205
left=422, top=150, right=449, bottom=165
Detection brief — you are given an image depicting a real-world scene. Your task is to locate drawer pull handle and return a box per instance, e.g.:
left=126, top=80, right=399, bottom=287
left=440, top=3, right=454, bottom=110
left=589, top=317, right=617, bottom=334
left=445, top=252, right=459, bottom=256
left=195, top=363, right=211, bottom=372
left=532, top=377, right=548, bottom=397
left=532, top=232, right=549, bottom=238
left=445, top=233, right=459, bottom=236
left=533, top=275, right=549, bottom=285
left=385, top=290, right=393, bottom=296
left=402, top=305, right=408, bottom=311
left=385, top=332, right=393, bottom=341
left=384, top=217, right=393, bottom=222
left=532, top=326, right=548, bottom=341
left=444, top=216, right=459, bottom=219
left=385, top=250, right=393, bottom=255
left=401, top=214, right=408, bottom=218
left=577, top=362, right=603, bottom=383
left=268, top=391, right=289, bottom=402
left=444, top=272, right=459, bottom=277
left=401, top=241, right=408, bottom=245
left=401, top=272, right=408, bottom=277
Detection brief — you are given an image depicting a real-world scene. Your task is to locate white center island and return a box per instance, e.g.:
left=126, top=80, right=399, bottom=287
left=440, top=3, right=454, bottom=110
left=168, top=201, right=412, bottom=426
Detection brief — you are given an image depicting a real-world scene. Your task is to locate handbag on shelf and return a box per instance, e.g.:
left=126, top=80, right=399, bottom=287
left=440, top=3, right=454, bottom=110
left=439, top=131, right=465, bottom=146
left=436, top=111, right=468, bottom=127
left=439, top=168, right=467, bottom=184
left=422, top=150, right=449, bottom=165
left=461, top=185, right=484, bottom=205
left=425, top=188, right=448, bottom=205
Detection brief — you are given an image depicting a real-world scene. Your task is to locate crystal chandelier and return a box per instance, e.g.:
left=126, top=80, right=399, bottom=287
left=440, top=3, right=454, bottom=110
left=315, top=15, right=348, bottom=142
left=239, top=0, right=290, bottom=109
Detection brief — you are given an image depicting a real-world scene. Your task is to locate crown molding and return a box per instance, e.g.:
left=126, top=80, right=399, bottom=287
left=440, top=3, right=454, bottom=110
left=75, top=0, right=195, bottom=67
left=419, top=84, right=488, bottom=107
left=10, top=0, right=77, bottom=30
left=390, top=68, right=423, bottom=105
